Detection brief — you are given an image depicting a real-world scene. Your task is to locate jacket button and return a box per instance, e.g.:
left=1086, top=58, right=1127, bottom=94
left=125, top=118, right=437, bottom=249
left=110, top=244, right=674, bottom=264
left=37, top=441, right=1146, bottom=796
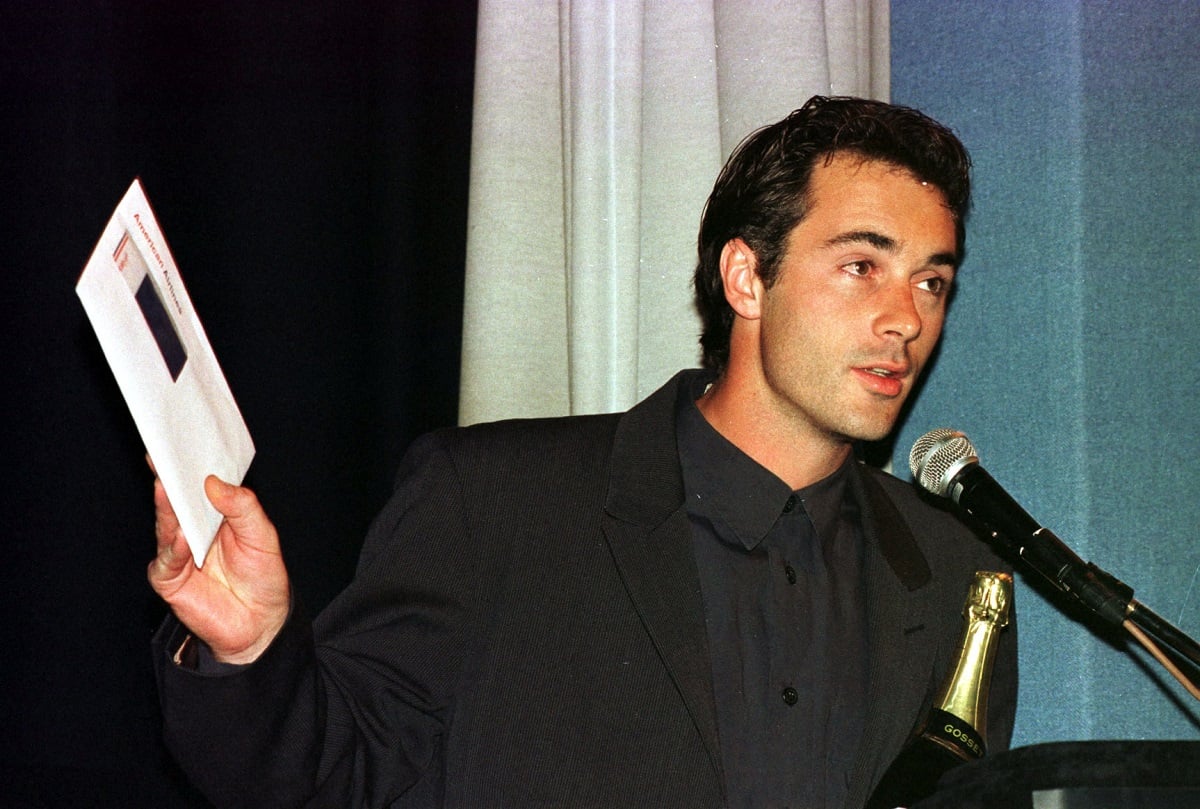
left=781, top=686, right=799, bottom=706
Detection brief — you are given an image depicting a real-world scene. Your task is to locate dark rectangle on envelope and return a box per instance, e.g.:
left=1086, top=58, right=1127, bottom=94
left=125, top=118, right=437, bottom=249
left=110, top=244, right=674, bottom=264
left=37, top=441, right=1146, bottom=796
left=135, top=276, right=187, bottom=380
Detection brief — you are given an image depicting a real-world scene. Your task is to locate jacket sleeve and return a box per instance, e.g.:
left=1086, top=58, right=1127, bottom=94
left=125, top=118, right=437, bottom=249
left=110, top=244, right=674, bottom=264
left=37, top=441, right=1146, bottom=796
left=153, top=430, right=488, bottom=808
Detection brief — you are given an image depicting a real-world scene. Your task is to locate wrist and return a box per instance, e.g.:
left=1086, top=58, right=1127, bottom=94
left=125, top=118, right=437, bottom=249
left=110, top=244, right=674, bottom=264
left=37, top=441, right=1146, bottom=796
left=215, top=605, right=292, bottom=665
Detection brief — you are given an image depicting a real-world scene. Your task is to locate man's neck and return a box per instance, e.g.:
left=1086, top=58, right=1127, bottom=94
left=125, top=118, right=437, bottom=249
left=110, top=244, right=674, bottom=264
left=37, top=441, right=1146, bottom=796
left=695, top=374, right=854, bottom=491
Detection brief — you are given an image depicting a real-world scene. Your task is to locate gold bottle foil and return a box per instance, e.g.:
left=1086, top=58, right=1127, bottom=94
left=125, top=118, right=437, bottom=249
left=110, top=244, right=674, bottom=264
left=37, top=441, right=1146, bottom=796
left=929, top=570, right=1012, bottom=756
left=865, top=570, right=1013, bottom=809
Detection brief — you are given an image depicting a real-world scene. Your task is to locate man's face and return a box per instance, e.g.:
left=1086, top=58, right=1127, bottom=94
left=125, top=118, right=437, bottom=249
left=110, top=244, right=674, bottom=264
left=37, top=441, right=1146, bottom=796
left=753, top=152, right=958, bottom=446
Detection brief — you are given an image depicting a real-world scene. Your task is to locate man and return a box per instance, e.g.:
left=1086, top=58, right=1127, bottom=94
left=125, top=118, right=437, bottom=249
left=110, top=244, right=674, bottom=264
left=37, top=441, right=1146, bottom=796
left=150, top=96, right=1017, bottom=808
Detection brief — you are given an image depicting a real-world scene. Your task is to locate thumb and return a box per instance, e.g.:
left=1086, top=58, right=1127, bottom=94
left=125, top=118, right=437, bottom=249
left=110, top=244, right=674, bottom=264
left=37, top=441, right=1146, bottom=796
left=204, top=474, right=238, bottom=512
left=203, top=475, right=278, bottom=551
left=204, top=475, right=260, bottom=524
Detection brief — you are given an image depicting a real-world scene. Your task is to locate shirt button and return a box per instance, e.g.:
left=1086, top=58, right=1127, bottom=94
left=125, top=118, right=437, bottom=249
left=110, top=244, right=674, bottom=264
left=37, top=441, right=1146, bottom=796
left=785, top=564, right=797, bottom=585
left=782, top=686, right=799, bottom=706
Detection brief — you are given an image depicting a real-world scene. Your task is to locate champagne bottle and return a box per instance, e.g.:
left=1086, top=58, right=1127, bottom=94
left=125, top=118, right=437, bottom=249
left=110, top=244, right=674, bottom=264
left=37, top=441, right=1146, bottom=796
left=863, top=570, right=1013, bottom=809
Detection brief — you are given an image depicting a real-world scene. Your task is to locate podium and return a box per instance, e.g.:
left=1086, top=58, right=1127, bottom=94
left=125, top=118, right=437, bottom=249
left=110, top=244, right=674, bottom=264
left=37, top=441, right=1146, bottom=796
left=912, top=741, right=1200, bottom=808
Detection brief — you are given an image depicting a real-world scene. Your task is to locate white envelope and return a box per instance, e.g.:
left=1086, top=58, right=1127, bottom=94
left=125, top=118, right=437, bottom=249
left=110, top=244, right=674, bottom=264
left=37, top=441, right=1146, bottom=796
left=76, top=179, right=254, bottom=566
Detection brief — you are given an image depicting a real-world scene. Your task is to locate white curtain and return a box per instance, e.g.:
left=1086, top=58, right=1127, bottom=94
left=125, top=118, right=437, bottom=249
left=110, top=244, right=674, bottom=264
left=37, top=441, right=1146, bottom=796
left=460, top=0, right=890, bottom=424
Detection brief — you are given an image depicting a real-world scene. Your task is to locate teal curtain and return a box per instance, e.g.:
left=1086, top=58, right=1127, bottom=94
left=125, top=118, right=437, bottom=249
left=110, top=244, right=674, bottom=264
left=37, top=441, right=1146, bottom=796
left=892, top=0, right=1200, bottom=743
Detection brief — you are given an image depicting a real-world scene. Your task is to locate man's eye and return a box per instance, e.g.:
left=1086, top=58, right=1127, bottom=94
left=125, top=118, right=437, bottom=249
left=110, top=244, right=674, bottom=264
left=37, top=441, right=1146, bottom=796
left=843, top=260, right=872, bottom=276
left=917, top=276, right=949, bottom=294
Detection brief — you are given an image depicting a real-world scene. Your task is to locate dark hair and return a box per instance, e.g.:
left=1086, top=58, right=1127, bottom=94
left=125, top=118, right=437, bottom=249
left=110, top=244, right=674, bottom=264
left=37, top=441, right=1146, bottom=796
left=693, top=95, right=972, bottom=373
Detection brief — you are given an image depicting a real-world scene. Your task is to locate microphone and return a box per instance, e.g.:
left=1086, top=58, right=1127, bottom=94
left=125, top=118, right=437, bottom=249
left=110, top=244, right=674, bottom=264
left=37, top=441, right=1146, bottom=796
left=910, top=428, right=1200, bottom=689
left=909, top=428, right=1132, bottom=627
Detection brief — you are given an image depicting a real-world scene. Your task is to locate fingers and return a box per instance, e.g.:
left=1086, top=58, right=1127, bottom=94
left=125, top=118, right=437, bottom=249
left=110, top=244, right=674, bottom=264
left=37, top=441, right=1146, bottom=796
left=148, top=536, right=193, bottom=594
left=149, top=477, right=194, bottom=595
left=152, top=477, right=184, bottom=552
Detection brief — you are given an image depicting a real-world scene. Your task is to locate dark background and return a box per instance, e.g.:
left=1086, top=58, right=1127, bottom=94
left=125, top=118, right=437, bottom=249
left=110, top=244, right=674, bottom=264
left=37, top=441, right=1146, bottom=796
left=1, top=3, right=477, bottom=805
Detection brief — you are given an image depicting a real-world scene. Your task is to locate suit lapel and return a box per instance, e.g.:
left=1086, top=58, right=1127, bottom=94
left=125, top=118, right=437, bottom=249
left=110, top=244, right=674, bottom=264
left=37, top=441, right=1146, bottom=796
left=600, top=372, right=723, bottom=782
left=845, top=464, right=942, bottom=809
left=603, top=510, right=722, bottom=773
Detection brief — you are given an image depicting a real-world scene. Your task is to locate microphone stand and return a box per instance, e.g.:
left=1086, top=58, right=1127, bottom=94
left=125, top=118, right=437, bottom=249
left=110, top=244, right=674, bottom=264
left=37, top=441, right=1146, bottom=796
left=990, top=525, right=1200, bottom=700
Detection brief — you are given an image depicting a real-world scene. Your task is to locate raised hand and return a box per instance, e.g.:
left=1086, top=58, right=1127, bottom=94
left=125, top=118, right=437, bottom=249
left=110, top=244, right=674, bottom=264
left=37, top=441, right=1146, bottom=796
left=149, top=474, right=291, bottom=665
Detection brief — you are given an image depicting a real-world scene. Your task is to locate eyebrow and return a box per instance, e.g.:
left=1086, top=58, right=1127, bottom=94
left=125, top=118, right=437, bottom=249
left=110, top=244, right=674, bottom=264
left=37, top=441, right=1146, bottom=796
left=823, top=229, right=959, bottom=270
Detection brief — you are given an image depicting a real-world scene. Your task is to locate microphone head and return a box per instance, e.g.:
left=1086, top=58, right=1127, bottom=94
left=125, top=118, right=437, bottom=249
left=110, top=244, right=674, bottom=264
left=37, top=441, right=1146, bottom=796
left=910, top=428, right=979, bottom=498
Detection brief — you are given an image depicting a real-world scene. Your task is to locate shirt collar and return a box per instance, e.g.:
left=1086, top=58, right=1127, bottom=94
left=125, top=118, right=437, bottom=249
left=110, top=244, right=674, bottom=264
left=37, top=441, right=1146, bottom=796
left=676, top=371, right=853, bottom=551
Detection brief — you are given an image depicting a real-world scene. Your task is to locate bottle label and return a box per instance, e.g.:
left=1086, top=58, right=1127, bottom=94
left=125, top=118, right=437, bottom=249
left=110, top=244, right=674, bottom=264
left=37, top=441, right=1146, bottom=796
left=925, top=707, right=985, bottom=761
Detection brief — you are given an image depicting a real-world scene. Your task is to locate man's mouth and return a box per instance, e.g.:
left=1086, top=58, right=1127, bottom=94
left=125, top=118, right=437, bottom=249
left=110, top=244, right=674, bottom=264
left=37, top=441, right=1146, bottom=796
left=854, top=363, right=909, bottom=396
left=861, top=363, right=908, bottom=379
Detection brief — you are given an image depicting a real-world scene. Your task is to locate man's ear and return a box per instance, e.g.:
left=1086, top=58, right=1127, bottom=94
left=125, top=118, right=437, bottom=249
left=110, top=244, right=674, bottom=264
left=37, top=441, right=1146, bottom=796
left=719, top=238, right=764, bottom=321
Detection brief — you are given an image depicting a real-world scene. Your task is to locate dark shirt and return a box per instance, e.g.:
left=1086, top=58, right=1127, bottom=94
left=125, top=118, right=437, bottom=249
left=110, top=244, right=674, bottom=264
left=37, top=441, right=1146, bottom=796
left=677, top=376, right=868, bottom=809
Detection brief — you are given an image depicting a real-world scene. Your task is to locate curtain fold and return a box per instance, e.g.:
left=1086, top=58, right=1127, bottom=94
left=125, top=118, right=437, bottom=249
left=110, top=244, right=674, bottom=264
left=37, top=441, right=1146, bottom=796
left=461, top=0, right=889, bottom=424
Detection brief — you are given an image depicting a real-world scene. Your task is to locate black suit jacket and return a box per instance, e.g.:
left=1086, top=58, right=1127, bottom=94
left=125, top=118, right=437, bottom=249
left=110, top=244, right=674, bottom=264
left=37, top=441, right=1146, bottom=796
left=155, top=370, right=1017, bottom=808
